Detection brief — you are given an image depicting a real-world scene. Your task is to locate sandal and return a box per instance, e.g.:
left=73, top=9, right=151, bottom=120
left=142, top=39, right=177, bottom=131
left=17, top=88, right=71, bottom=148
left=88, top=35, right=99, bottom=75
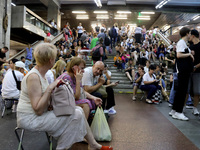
left=100, top=146, right=113, bottom=150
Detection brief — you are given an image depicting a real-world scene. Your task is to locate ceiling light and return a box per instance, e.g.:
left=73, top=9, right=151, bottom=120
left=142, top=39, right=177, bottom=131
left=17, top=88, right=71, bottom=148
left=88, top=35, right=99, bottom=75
left=72, top=11, right=86, bottom=14
left=193, top=15, right=200, bottom=21
left=138, top=15, right=150, bottom=18
left=76, top=17, right=89, bottom=19
left=76, top=15, right=88, bottom=18
left=96, top=15, right=109, bottom=19
left=117, top=11, right=131, bottom=14
left=94, top=0, right=102, bottom=8
left=11, top=2, right=16, bottom=6
left=137, top=17, right=150, bottom=20
left=115, top=15, right=127, bottom=18
left=114, top=17, right=127, bottom=19
left=187, top=20, right=190, bottom=22
left=94, top=11, right=108, bottom=14
left=155, top=0, right=170, bottom=9
left=141, top=12, right=155, bottom=14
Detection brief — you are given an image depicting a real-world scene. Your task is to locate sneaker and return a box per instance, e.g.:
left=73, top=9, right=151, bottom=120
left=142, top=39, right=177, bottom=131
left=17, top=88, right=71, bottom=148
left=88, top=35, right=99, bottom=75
left=146, top=99, right=153, bottom=104
left=104, top=110, right=109, bottom=114
left=185, top=104, right=194, bottom=109
left=108, top=107, right=116, bottom=115
left=169, top=110, right=176, bottom=116
left=132, top=96, right=136, bottom=101
left=172, top=112, right=189, bottom=121
left=152, top=100, right=159, bottom=104
left=193, top=107, right=200, bottom=115
left=168, top=103, right=173, bottom=107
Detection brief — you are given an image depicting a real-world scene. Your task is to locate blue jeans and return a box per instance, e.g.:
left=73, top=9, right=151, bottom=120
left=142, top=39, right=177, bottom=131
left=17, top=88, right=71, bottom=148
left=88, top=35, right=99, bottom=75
left=169, top=73, right=192, bottom=105
left=140, top=84, right=161, bottom=100
left=111, top=37, right=117, bottom=49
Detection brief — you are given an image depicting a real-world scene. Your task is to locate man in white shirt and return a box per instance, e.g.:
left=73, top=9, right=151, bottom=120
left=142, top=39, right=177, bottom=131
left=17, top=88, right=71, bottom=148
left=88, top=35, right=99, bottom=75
left=2, top=61, right=25, bottom=112
left=169, top=27, right=194, bottom=121
left=82, top=61, right=116, bottom=114
left=77, top=23, right=83, bottom=39
left=140, top=65, right=161, bottom=104
left=134, top=26, right=142, bottom=44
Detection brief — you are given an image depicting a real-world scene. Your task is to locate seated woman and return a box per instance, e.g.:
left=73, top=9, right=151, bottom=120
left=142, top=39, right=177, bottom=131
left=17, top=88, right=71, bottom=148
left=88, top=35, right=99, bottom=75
left=121, top=52, right=130, bottom=70
left=125, top=58, right=135, bottom=83
left=57, top=57, right=102, bottom=119
left=45, top=59, right=66, bottom=84
left=139, top=65, right=161, bottom=104
left=17, top=43, right=112, bottom=150
left=132, top=66, right=145, bottom=101
left=113, top=53, right=122, bottom=71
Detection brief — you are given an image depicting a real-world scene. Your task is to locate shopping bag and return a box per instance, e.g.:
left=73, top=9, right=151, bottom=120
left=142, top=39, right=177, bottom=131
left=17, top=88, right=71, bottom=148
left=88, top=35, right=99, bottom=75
left=91, top=107, right=112, bottom=141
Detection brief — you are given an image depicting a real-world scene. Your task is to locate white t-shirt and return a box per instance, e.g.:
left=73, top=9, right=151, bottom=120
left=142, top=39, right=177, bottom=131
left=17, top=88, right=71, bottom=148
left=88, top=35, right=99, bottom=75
left=77, top=26, right=83, bottom=33
left=176, top=39, right=190, bottom=53
left=103, top=70, right=111, bottom=80
left=141, top=72, right=155, bottom=85
left=127, top=38, right=133, bottom=44
left=115, top=27, right=119, bottom=33
left=82, top=67, right=99, bottom=86
left=45, top=70, right=55, bottom=84
left=144, top=66, right=149, bottom=73
left=153, top=28, right=157, bottom=34
left=135, top=27, right=142, bottom=34
left=2, top=70, right=24, bottom=98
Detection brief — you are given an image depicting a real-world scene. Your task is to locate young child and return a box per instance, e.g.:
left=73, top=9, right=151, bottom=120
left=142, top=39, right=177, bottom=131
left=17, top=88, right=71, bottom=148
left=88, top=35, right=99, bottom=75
left=114, top=53, right=122, bottom=71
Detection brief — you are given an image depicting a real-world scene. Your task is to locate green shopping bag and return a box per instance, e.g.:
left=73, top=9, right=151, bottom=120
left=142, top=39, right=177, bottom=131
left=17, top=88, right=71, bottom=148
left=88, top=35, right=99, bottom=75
left=90, top=107, right=112, bottom=141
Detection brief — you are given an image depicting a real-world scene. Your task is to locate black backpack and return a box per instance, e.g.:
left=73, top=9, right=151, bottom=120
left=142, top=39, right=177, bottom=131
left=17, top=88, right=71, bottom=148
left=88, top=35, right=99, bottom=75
left=104, top=36, right=110, bottom=46
left=92, top=46, right=101, bottom=61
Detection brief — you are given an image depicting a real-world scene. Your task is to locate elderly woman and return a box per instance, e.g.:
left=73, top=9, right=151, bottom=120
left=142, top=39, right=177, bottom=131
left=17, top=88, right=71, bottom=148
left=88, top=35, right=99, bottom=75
left=17, top=43, right=112, bottom=150
left=57, top=57, right=102, bottom=119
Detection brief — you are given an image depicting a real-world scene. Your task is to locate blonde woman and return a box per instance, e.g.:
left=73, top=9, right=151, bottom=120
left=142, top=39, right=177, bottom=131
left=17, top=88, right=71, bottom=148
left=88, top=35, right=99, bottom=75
left=17, top=43, right=113, bottom=150
left=45, top=59, right=66, bottom=84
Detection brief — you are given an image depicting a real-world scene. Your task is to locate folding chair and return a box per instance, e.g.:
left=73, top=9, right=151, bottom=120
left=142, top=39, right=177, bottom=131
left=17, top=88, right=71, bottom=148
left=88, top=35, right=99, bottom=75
left=1, top=98, right=18, bottom=118
left=14, top=127, right=53, bottom=150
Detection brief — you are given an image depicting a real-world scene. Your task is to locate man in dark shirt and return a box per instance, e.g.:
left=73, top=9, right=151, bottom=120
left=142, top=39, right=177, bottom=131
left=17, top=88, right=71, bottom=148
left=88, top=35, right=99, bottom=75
left=95, top=23, right=100, bottom=33
left=0, top=47, right=9, bottom=63
left=62, top=49, right=73, bottom=63
left=189, top=29, right=200, bottom=115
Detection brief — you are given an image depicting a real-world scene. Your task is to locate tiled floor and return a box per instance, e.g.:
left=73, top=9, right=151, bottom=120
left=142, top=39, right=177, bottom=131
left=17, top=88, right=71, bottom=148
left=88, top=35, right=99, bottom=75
left=0, top=94, right=199, bottom=150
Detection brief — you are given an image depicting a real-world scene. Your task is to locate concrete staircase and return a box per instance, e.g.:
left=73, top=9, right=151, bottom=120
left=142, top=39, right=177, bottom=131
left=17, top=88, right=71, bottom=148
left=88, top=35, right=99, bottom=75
left=85, top=58, right=173, bottom=94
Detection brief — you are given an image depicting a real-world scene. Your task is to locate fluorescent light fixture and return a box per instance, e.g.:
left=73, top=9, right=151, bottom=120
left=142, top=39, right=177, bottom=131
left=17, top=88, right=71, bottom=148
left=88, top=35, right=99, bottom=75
left=155, top=0, right=170, bottom=9
left=94, top=0, right=102, bottom=8
left=72, top=11, right=86, bottom=14
left=76, top=15, right=88, bottom=18
left=76, top=17, right=89, bottom=19
left=193, top=15, right=200, bottom=21
left=187, top=20, right=190, bottom=22
left=138, top=15, right=150, bottom=18
left=11, top=2, right=16, bottom=6
left=137, top=17, right=150, bottom=20
left=114, top=17, right=127, bottom=19
left=94, top=11, right=108, bottom=14
left=96, top=15, right=109, bottom=19
left=141, top=12, right=155, bottom=14
left=115, top=15, right=127, bottom=18
left=117, top=11, right=131, bottom=14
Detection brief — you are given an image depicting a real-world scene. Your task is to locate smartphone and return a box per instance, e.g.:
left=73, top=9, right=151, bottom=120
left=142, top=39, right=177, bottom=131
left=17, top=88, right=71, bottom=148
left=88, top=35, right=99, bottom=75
left=115, top=81, right=120, bottom=84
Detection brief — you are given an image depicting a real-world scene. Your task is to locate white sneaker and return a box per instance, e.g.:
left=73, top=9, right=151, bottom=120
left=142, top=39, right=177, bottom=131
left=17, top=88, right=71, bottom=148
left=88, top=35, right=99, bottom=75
left=193, top=107, right=200, bottom=115
left=168, top=103, right=173, bottom=107
left=132, top=96, right=136, bottom=101
left=104, top=110, right=109, bottom=114
left=172, top=112, right=189, bottom=121
left=108, top=107, right=116, bottom=115
left=169, top=110, right=176, bottom=116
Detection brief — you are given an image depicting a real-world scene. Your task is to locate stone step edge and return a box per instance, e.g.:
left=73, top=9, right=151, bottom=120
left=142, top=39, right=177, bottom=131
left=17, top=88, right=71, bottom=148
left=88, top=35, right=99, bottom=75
left=114, top=90, right=170, bottom=94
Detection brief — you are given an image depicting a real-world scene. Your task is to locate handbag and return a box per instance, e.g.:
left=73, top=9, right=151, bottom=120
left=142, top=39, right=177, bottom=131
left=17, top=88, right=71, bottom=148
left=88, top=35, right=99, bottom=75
left=91, top=107, right=112, bottom=141
left=51, top=80, right=76, bottom=117
left=96, top=85, right=107, bottom=98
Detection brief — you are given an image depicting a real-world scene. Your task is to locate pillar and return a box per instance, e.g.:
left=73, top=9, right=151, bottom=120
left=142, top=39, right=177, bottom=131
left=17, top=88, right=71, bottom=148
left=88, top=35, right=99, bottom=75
left=0, top=0, right=11, bottom=58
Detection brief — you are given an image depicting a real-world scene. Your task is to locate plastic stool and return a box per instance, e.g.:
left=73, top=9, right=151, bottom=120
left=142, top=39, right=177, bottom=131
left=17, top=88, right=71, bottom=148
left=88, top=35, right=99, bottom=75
left=14, top=127, right=53, bottom=150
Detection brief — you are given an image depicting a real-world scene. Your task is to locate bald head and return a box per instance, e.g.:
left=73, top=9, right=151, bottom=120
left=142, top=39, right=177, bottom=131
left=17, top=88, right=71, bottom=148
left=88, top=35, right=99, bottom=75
left=92, top=61, right=104, bottom=76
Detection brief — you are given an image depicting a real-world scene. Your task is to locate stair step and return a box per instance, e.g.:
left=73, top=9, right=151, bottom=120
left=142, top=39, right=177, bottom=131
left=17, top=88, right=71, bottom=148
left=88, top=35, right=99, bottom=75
left=113, top=84, right=133, bottom=89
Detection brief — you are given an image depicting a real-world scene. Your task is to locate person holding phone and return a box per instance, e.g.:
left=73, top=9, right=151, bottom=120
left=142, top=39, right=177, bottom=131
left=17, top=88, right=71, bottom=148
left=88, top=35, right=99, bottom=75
left=57, top=57, right=102, bottom=119
left=139, top=65, right=162, bottom=104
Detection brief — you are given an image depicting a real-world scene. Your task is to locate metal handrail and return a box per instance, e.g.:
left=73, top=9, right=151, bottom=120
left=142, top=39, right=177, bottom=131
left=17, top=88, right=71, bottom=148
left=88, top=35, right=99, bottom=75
left=7, top=31, right=64, bottom=61
left=157, top=31, right=171, bottom=46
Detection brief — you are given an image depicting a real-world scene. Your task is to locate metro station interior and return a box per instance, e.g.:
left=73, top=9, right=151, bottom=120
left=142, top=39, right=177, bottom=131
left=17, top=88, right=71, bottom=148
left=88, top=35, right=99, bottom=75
left=0, top=0, right=200, bottom=150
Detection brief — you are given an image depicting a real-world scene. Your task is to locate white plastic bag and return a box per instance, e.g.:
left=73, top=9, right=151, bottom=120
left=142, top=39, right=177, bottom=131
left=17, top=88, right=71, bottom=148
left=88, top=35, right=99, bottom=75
left=91, top=107, right=112, bottom=141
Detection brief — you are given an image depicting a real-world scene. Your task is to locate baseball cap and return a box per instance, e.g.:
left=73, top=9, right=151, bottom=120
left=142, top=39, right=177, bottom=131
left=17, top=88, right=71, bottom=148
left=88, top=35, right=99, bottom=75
left=191, top=29, right=199, bottom=38
left=15, top=61, right=25, bottom=69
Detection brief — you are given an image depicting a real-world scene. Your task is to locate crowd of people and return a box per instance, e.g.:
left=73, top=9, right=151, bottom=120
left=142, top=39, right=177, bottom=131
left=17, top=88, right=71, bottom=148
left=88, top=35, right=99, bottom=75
left=0, top=21, right=200, bottom=149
